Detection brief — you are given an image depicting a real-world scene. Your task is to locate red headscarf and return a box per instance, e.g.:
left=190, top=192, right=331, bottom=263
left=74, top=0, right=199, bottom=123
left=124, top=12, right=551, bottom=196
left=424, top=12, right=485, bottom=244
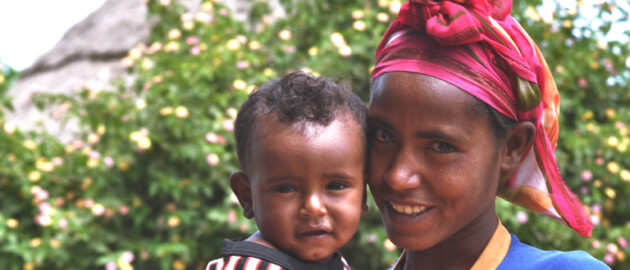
left=371, top=0, right=592, bottom=237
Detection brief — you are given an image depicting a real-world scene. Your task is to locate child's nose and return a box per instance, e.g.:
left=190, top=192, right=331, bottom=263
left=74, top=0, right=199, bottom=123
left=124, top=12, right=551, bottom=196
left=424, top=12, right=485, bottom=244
left=300, top=193, right=327, bottom=217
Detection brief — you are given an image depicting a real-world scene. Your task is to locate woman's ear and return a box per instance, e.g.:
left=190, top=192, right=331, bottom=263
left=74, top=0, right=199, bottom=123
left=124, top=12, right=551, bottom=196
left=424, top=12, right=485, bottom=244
left=230, top=171, right=254, bottom=219
left=500, top=121, right=536, bottom=174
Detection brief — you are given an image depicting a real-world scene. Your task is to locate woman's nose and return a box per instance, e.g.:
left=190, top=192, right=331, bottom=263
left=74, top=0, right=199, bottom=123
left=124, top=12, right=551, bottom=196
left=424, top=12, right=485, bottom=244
left=384, top=149, right=421, bottom=190
left=300, top=193, right=327, bottom=217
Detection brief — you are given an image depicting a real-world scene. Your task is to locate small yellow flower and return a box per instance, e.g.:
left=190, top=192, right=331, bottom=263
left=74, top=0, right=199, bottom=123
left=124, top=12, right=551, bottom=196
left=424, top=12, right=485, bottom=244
left=353, top=20, right=366, bottom=31
left=50, top=239, right=61, bottom=249
left=376, top=12, right=390, bottom=22
left=23, top=262, right=35, bottom=270
left=278, top=29, right=292, bottom=40
left=390, top=0, right=402, bottom=14
left=87, top=134, right=100, bottom=145
left=129, top=131, right=142, bottom=142
left=173, top=259, right=186, bottom=270
left=118, top=161, right=130, bottom=171
left=562, top=19, right=572, bottom=28
left=351, top=10, right=364, bottom=19
left=226, top=39, right=240, bottom=50
left=38, top=161, right=54, bottom=173
left=30, top=238, right=42, bottom=248
left=97, top=124, right=106, bottom=135
left=330, top=32, right=345, bottom=47
left=308, top=47, right=319, bottom=56
left=383, top=238, right=397, bottom=251
left=227, top=108, right=238, bottom=119
left=263, top=68, right=274, bottom=77
left=605, top=187, right=616, bottom=199
left=168, top=29, right=182, bottom=40
left=338, top=45, right=352, bottom=57
left=136, top=99, right=147, bottom=110
left=92, top=204, right=106, bottom=216
left=594, top=180, right=601, bottom=188
left=580, top=110, right=593, bottom=121
left=524, top=6, right=541, bottom=22
left=0, top=74, right=4, bottom=84
left=248, top=40, right=261, bottom=50
left=233, top=79, right=247, bottom=90
left=596, top=40, right=608, bottom=50
left=607, top=136, right=619, bottom=146
left=164, top=41, right=180, bottom=52
left=23, top=139, right=37, bottom=150
left=141, top=58, right=154, bottom=70
left=160, top=106, right=174, bottom=116
left=201, top=1, right=213, bottom=12
left=128, top=48, right=142, bottom=60
left=6, top=218, right=18, bottom=228
left=175, top=106, right=189, bottom=118
left=168, top=216, right=181, bottom=227
left=28, top=171, right=42, bottom=182
left=137, top=136, right=152, bottom=149
left=607, top=162, right=620, bottom=174
left=621, top=170, right=630, bottom=182
left=87, top=158, right=99, bottom=168
left=617, top=144, right=627, bottom=153
left=606, top=108, right=616, bottom=118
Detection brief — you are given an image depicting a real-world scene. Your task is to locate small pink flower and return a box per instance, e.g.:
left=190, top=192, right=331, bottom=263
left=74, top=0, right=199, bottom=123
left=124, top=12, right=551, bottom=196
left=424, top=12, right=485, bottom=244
left=39, top=202, right=52, bottom=214
left=367, top=234, right=377, bottom=243
left=206, top=153, right=220, bottom=166
left=59, top=218, right=68, bottom=228
left=235, top=60, right=250, bottom=69
left=118, top=205, right=130, bottom=215
left=603, top=253, right=615, bottom=264
left=516, top=211, right=528, bottom=224
left=186, top=36, right=199, bottom=45
left=35, top=189, right=49, bottom=201
left=581, top=170, right=592, bottom=181
left=592, top=240, right=601, bottom=249
left=618, top=237, right=627, bottom=249
left=141, top=250, right=150, bottom=260
left=190, top=46, right=201, bottom=55
left=104, top=156, right=114, bottom=168
left=227, top=210, right=237, bottom=224
left=578, top=78, right=588, bottom=88
left=595, top=158, right=604, bottom=166
left=121, top=251, right=135, bottom=263
left=589, top=215, right=600, bottom=226
left=105, top=261, right=117, bottom=270
left=592, top=204, right=601, bottom=213
left=580, top=186, right=589, bottom=195
left=84, top=198, right=94, bottom=208
left=219, top=8, right=228, bottom=16
left=222, top=120, right=234, bottom=132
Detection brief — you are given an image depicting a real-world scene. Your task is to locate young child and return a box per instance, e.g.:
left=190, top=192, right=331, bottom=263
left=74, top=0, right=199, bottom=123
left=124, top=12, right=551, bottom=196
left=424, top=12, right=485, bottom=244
left=206, top=71, right=368, bottom=270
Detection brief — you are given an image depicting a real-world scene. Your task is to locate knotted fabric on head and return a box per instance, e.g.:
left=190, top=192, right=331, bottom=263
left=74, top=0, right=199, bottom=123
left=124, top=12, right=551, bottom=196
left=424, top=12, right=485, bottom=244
left=371, top=0, right=592, bottom=237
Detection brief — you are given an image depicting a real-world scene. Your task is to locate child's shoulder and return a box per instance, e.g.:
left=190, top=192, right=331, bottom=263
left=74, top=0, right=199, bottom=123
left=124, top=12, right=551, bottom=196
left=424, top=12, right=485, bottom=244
left=499, top=234, right=610, bottom=270
left=206, top=237, right=352, bottom=270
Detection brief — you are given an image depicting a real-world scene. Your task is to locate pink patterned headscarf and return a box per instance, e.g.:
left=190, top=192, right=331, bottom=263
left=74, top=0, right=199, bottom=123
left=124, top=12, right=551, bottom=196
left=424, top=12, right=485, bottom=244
left=371, top=0, right=592, bottom=237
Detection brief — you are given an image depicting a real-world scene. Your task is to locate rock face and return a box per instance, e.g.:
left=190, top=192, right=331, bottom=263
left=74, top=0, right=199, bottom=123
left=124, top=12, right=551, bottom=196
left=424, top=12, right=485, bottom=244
left=5, top=0, right=251, bottom=142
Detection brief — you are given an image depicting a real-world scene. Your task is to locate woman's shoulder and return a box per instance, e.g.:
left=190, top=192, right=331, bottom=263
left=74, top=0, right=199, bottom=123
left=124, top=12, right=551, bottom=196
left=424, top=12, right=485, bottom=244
left=498, top=234, right=611, bottom=270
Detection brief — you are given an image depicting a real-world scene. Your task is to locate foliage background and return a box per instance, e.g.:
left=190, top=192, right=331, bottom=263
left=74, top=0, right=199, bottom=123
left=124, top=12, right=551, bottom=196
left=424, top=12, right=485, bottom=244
left=1, top=0, right=629, bottom=269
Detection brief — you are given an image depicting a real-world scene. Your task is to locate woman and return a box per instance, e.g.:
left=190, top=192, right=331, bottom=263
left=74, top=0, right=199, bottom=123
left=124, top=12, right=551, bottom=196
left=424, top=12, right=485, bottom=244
left=367, top=0, right=610, bottom=269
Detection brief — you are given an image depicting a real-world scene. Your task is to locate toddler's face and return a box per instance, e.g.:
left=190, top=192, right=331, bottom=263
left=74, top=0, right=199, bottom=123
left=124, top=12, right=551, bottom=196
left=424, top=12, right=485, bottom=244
left=245, top=115, right=366, bottom=262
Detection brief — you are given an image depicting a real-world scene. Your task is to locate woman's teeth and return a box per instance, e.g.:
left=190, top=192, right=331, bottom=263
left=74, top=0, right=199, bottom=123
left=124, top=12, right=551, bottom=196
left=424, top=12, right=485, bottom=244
left=390, top=202, right=427, bottom=215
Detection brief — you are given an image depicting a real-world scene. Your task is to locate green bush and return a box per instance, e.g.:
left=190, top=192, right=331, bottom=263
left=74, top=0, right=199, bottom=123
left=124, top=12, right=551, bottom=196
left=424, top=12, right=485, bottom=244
left=0, top=0, right=628, bottom=269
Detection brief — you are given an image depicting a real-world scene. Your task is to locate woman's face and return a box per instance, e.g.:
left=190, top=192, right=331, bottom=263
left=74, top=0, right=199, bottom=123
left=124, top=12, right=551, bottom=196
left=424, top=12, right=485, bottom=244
left=368, top=72, right=504, bottom=251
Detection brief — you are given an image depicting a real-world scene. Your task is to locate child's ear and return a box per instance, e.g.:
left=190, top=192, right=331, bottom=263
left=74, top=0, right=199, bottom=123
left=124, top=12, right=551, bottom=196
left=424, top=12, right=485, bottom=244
left=361, top=185, right=369, bottom=215
left=230, top=171, right=254, bottom=219
left=500, top=121, right=536, bottom=177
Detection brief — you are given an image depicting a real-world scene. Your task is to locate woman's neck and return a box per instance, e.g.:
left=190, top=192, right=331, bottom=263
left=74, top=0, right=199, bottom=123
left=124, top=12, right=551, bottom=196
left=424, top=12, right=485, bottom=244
left=403, top=208, right=499, bottom=270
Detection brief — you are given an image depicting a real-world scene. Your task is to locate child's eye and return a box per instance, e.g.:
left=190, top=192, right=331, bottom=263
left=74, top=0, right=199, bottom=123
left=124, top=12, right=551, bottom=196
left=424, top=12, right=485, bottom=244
left=429, top=141, right=456, bottom=153
left=372, top=128, right=395, bottom=143
left=273, top=185, right=297, bottom=193
left=326, top=182, right=348, bottom=190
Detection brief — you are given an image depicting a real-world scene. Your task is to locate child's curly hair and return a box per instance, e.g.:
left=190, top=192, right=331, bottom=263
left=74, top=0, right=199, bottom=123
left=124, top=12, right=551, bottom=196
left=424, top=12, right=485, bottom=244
left=234, top=71, right=367, bottom=172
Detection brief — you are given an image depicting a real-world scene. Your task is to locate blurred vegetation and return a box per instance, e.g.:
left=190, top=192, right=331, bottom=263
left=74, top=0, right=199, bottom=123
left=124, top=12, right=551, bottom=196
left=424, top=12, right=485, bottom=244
left=0, top=0, right=629, bottom=269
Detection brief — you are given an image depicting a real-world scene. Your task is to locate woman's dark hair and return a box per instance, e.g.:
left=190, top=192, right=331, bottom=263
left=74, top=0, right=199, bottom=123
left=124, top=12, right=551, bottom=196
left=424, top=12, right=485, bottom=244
left=470, top=97, right=517, bottom=139
left=234, top=71, right=368, bottom=172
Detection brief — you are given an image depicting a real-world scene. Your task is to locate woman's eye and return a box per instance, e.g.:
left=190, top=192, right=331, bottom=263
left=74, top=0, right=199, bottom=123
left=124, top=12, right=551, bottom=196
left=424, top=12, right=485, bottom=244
left=372, top=128, right=395, bottom=143
left=430, top=141, right=456, bottom=153
left=273, top=185, right=297, bottom=193
left=326, top=182, right=348, bottom=191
